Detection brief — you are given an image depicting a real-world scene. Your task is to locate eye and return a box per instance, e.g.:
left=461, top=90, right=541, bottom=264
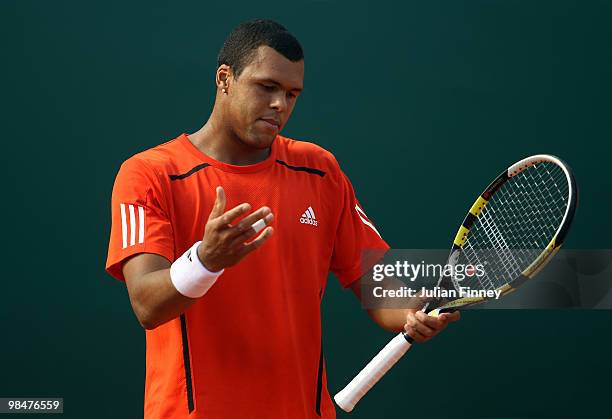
left=287, top=92, right=297, bottom=99
left=260, top=84, right=276, bottom=91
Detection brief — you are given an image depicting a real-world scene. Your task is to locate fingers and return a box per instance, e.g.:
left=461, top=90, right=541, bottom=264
left=404, top=327, right=429, bottom=343
left=199, top=190, right=275, bottom=272
left=209, top=187, right=227, bottom=220
left=439, top=310, right=461, bottom=323
left=240, top=226, right=274, bottom=255
left=416, top=310, right=447, bottom=329
left=229, top=213, right=274, bottom=247
left=217, top=203, right=252, bottom=227
left=208, top=189, right=271, bottom=234
left=206, top=194, right=273, bottom=243
left=226, top=207, right=272, bottom=239
left=209, top=194, right=271, bottom=232
left=405, top=312, right=437, bottom=341
left=404, top=309, right=461, bottom=343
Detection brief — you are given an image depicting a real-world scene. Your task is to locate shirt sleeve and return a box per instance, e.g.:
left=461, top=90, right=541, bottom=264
left=105, top=157, right=175, bottom=281
left=330, top=171, right=390, bottom=288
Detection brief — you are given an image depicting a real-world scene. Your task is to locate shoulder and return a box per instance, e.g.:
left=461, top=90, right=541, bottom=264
left=275, top=135, right=343, bottom=181
left=119, top=135, right=191, bottom=181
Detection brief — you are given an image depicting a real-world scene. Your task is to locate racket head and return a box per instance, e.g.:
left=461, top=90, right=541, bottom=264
left=429, top=154, right=577, bottom=312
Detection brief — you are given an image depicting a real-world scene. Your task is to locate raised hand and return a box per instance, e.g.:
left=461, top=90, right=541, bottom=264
left=197, top=186, right=274, bottom=272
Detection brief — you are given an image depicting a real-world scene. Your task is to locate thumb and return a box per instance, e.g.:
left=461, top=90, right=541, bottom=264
left=440, top=311, right=460, bottom=323
left=209, top=186, right=226, bottom=220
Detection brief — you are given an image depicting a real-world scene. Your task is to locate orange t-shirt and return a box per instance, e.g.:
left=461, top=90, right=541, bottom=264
left=106, top=133, right=389, bottom=419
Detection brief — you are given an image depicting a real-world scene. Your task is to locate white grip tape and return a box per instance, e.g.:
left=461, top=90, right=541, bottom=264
left=170, top=241, right=224, bottom=298
left=334, top=333, right=412, bottom=412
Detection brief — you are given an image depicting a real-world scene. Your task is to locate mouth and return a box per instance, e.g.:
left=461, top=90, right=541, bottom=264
left=259, top=118, right=281, bottom=130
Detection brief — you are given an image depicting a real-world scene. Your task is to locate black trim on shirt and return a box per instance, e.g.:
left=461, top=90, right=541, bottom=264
left=169, top=163, right=211, bottom=181
left=315, top=342, right=324, bottom=416
left=180, top=314, right=195, bottom=413
left=275, top=160, right=326, bottom=177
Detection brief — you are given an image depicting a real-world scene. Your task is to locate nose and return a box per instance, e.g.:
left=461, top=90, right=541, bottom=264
left=270, top=92, right=287, bottom=113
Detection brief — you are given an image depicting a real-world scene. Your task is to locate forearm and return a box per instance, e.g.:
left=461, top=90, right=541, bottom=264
left=127, top=268, right=197, bottom=330
left=351, top=275, right=421, bottom=333
left=366, top=308, right=410, bottom=333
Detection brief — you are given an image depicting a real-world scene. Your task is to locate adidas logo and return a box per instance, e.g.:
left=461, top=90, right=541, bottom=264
left=300, top=206, right=318, bottom=226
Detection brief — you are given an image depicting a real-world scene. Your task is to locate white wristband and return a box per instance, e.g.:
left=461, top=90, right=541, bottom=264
left=170, top=241, right=224, bottom=298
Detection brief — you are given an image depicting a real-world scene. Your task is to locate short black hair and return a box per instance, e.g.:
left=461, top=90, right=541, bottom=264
left=217, top=19, right=304, bottom=78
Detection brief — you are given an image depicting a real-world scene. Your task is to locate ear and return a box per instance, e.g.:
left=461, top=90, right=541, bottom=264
left=216, top=64, right=232, bottom=94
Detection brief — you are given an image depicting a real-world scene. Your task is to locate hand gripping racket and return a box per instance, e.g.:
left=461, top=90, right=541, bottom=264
left=334, top=154, right=577, bottom=412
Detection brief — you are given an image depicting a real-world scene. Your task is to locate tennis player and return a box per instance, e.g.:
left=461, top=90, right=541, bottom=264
left=105, top=19, right=459, bottom=419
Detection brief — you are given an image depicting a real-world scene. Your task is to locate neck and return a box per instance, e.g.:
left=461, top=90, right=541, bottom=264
left=189, top=112, right=271, bottom=166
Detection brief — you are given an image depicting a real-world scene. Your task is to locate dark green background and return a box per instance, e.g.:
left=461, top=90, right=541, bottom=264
left=2, top=1, right=611, bottom=418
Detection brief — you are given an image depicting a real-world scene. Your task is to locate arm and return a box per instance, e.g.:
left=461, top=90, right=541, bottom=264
left=348, top=279, right=410, bottom=333
left=123, top=186, right=274, bottom=330
left=325, top=165, right=461, bottom=339
left=123, top=253, right=193, bottom=329
left=349, top=279, right=460, bottom=341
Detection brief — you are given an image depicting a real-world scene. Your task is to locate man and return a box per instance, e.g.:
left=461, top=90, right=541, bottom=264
left=106, top=19, right=459, bottom=419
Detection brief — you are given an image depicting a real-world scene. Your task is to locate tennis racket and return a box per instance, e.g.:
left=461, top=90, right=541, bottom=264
left=334, top=154, right=577, bottom=412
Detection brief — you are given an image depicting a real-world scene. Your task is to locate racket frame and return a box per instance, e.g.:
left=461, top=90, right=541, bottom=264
left=431, top=154, right=578, bottom=314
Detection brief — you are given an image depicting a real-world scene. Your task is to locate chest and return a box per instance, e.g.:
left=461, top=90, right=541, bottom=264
left=166, top=166, right=341, bottom=253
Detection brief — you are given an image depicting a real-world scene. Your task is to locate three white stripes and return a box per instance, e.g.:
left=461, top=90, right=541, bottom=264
left=355, top=204, right=382, bottom=238
left=120, top=203, right=145, bottom=249
left=301, top=206, right=316, bottom=220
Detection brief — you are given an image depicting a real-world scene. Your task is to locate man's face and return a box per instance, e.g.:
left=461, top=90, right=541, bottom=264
left=223, top=46, right=304, bottom=149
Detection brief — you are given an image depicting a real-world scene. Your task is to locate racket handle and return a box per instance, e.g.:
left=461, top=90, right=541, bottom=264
left=334, top=333, right=412, bottom=412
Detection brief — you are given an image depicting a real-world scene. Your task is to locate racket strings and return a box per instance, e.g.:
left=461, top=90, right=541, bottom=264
left=511, top=165, right=568, bottom=245
left=494, top=182, right=558, bottom=249
left=457, top=162, right=569, bottom=292
left=462, top=210, right=522, bottom=290
left=484, top=209, right=521, bottom=276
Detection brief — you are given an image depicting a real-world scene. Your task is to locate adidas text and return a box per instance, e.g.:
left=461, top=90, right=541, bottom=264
left=300, top=217, right=318, bottom=226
